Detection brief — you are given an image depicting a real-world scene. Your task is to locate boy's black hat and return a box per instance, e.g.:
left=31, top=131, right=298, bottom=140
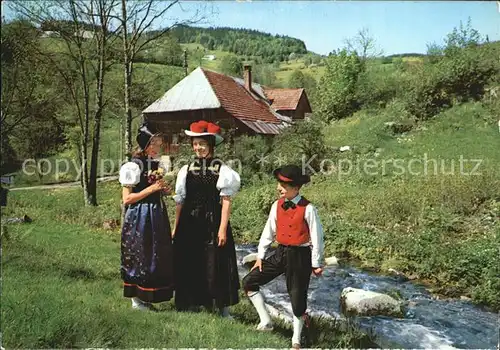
left=273, top=165, right=310, bottom=186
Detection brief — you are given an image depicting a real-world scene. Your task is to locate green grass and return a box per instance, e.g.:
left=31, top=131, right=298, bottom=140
left=276, top=60, right=325, bottom=85
left=196, top=50, right=226, bottom=71
left=325, top=101, right=500, bottom=177
left=181, top=44, right=242, bottom=72
left=1, top=186, right=375, bottom=348
left=1, top=221, right=286, bottom=348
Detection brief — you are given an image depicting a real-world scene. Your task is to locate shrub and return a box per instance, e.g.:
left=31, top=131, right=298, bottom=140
left=270, top=119, right=328, bottom=173
left=356, top=71, right=402, bottom=109
left=392, top=57, right=407, bottom=71
left=439, top=46, right=498, bottom=103
left=401, top=65, right=451, bottom=120
left=231, top=183, right=275, bottom=242
left=402, top=46, right=498, bottom=120
left=315, top=50, right=364, bottom=122
left=229, top=134, right=273, bottom=184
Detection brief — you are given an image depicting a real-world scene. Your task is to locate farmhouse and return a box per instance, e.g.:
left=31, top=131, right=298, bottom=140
left=142, top=65, right=312, bottom=151
left=263, top=87, right=312, bottom=120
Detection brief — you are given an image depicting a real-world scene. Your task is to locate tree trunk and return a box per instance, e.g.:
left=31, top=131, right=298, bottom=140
left=88, top=120, right=101, bottom=206
left=80, top=134, right=90, bottom=204
left=79, top=28, right=92, bottom=204
left=81, top=75, right=91, bottom=204
left=124, top=60, right=133, bottom=159
left=120, top=110, right=124, bottom=162
left=88, top=108, right=102, bottom=206
left=88, top=14, right=107, bottom=206
left=82, top=78, right=92, bottom=204
left=121, top=0, right=133, bottom=160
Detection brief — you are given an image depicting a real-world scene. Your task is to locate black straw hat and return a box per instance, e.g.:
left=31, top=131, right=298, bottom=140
left=136, top=121, right=161, bottom=150
left=273, top=165, right=310, bottom=186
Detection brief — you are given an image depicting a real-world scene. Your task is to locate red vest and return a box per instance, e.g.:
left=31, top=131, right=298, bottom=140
left=276, top=197, right=310, bottom=246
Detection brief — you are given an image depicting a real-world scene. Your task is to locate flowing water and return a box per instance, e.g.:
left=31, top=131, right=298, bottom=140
left=235, top=245, right=498, bottom=349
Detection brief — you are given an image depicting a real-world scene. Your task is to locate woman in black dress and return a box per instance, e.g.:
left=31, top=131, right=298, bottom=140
left=172, top=120, right=241, bottom=318
left=118, top=122, right=174, bottom=310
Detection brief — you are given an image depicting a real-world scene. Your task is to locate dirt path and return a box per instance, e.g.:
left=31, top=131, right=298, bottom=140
left=8, top=176, right=118, bottom=191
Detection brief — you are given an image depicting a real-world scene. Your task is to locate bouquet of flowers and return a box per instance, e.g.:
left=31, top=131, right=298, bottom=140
left=147, top=167, right=175, bottom=196
left=147, top=167, right=166, bottom=184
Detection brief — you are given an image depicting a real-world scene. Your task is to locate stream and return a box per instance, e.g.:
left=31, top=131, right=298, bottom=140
left=235, top=245, right=498, bottom=349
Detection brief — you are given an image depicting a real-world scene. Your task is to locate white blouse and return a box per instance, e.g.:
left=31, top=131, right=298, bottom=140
left=118, top=162, right=141, bottom=187
left=118, top=160, right=169, bottom=188
left=173, top=163, right=241, bottom=204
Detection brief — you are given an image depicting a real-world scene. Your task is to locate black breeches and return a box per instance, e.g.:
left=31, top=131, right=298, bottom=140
left=242, top=244, right=312, bottom=317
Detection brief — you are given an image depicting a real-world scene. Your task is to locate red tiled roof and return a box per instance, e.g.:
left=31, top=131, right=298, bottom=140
left=201, top=68, right=281, bottom=124
left=263, top=88, right=304, bottom=111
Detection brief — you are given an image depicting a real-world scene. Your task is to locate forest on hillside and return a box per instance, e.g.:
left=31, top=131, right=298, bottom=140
left=149, top=25, right=309, bottom=63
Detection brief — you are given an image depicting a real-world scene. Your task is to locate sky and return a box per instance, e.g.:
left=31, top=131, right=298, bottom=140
left=171, top=1, right=500, bottom=56
left=3, top=1, right=499, bottom=56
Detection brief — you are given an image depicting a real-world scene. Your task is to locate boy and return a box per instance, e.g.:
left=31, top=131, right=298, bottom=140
left=242, top=165, right=324, bottom=349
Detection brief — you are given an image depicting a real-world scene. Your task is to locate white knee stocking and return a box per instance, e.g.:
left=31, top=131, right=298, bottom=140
left=292, top=314, right=304, bottom=346
left=131, top=297, right=142, bottom=307
left=248, top=291, right=272, bottom=326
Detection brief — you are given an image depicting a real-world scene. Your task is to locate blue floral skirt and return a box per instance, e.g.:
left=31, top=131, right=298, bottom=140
left=121, top=200, right=174, bottom=303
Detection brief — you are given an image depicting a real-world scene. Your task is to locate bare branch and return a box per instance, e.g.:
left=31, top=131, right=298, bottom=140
left=129, top=0, right=155, bottom=45
left=3, top=81, right=39, bottom=135
left=343, top=27, right=383, bottom=59
left=40, top=50, right=85, bottom=130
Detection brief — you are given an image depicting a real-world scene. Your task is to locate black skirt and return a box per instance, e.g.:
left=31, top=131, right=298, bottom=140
left=173, top=159, right=240, bottom=310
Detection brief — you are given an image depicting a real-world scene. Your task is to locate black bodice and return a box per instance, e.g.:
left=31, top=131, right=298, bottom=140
left=184, top=158, right=223, bottom=210
left=131, top=156, right=161, bottom=203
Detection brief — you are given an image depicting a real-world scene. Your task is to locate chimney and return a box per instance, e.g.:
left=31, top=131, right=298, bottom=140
left=244, top=65, right=252, bottom=92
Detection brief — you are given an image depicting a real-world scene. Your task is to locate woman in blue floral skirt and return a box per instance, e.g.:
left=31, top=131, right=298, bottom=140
left=118, top=122, right=174, bottom=310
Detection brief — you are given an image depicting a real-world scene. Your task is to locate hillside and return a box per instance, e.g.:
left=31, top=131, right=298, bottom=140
left=139, top=25, right=313, bottom=68
left=9, top=35, right=496, bottom=185
left=36, top=24, right=422, bottom=91
left=167, top=25, right=308, bottom=63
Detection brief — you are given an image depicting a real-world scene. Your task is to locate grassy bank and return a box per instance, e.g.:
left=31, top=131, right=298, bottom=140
left=231, top=100, right=500, bottom=311
left=1, top=187, right=374, bottom=348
